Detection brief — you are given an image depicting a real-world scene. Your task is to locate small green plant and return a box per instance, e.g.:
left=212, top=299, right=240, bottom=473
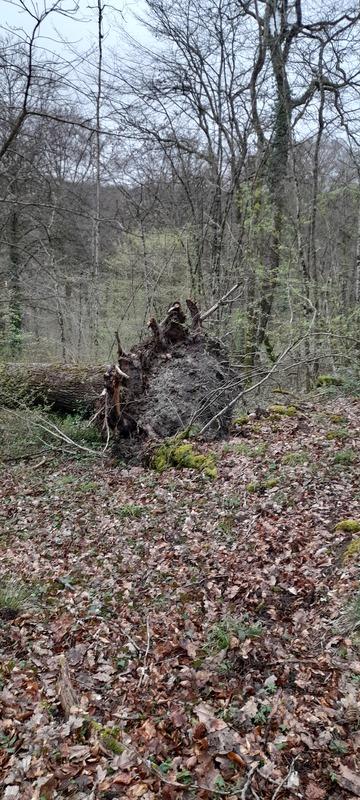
left=334, top=449, right=357, bottom=466
left=234, top=442, right=268, bottom=457
left=206, top=616, right=262, bottom=653
left=0, top=732, right=17, bottom=753
left=214, top=775, right=227, bottom=790
left=233, top=414, right=249, bottom=426
left=223, top=495, right=242, bottom=509
left=329, top=738, right=348, bottom=755
left=158, top=758, right=173, bottom=775
left=56, top=474, right=77, bottom=486
left=152, top=435, right=217, bottom=478
left=175, top=770, right=193, bottom=786
left=335, top=519, right=360, bottom=533
left=116, top=504, right=145, bottom=519
left=282, top=451, right=308, bottom=465
left=338, top=591, right=360, bottom=634
left=253, top=704, right=271, bottom=725
left=92, top=723, right=124, bottom=754
left=50, top=413, right=102, bottom=447
left=218, top=516, right=235, bottom=534
left=264, top=680, right=277, bottom=695
left=78, top=481, right=99, bottom=493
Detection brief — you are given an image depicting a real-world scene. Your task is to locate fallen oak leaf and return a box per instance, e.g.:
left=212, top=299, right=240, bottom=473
left=194, top=703, right=227, bottom=732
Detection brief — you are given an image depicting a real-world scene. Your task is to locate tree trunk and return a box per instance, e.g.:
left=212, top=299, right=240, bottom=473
left=0, top=362, right=105, bottom=414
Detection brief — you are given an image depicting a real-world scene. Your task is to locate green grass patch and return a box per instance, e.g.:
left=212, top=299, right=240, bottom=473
left=282, top=451, right=308, bottom=465
left=333, top=449, right=357, bottom=466
left=326, top=428, right=349, bottom=441
left=0, top=580, right=37, bottom=618
left=116, top=504, right=145, bottom=519
left=206, top=616, right=262, bottom=653
left=247, top=477, right=279, bottom=493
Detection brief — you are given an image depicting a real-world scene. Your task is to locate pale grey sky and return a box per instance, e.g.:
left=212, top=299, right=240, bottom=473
left=1, top=0, right=151, bottom=58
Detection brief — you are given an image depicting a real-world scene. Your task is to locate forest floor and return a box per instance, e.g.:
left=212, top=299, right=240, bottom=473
left=0, top=395, right=359, bottom=800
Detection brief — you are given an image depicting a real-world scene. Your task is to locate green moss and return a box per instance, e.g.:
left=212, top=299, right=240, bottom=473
left=317, top=374, right=343, bottom=387
left=268, top=404, right=297, bottom=417
left=233, top=414, right=249, bottom=426
left=152, top=436, right=217, bottom=478
left=336, top=519, right=360, bottom=533
left=329, top=414, right=347, bottom=424
left=247, top=477, right=279, bottom=493
left=342, top=538, right=360, bottom=562
left=92, top=723, right=124, bottom=754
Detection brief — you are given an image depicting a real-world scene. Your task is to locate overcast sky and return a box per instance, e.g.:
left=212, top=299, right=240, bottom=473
left=1, top=0, right=151, bottom=58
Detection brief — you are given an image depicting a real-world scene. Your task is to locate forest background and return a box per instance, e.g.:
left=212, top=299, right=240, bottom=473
left=1, top=0, right=359, bottom=394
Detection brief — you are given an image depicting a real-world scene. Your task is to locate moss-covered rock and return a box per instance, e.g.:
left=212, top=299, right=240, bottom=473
left=268, top=404, right=297, bottom=417
left=151, top=435, right=217, bottom=478
left=335, top=519, right=360, bottom=533
left=342, top=538, right=360, bottom=562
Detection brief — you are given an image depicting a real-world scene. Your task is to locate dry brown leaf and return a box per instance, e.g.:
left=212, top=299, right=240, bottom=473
left=127, top=782, right=150, bottom=798
left=305, top=781, right=327, bottom=800
left=336, top=765, right=360, bottom=797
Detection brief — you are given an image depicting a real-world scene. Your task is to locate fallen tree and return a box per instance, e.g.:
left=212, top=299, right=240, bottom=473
left=0, top=362, right=105, bottom=414
left=1, top=295, right=241, bottom=450
left=100, top=300, right=237, bottom=452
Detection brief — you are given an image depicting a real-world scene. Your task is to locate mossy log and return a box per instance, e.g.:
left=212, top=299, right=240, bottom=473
left=0, top=362, right=105, bottom=413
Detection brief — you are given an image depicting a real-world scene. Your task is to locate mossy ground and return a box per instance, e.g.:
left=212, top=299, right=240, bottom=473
left=151, top=436, right=217, bottom=478
left=335, top=519, right=360, bottom=533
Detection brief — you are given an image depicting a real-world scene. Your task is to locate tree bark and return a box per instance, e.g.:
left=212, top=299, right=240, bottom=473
left=0, top=362, right=105, bottom=414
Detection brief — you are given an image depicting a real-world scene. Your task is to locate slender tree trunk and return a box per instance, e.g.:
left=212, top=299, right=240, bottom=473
left=8, top=207, right=22, bottom=357
left=90, top=0, right=103, bottom=356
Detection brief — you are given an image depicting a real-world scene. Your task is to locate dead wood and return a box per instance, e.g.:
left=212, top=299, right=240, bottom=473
left=100, top=299, right=237, bottom=456
left=57, top=655, right=79, bottom=718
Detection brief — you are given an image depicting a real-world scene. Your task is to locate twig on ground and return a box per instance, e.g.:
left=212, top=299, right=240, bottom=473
left=138, top=615, right=151, bottom=688
left=241, top=762, right=259, bottom=800
left=271, top=757, right=299, bottom=800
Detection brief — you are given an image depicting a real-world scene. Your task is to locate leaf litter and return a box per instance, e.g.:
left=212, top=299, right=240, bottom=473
left=0, top=396, right=359, bottom=798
